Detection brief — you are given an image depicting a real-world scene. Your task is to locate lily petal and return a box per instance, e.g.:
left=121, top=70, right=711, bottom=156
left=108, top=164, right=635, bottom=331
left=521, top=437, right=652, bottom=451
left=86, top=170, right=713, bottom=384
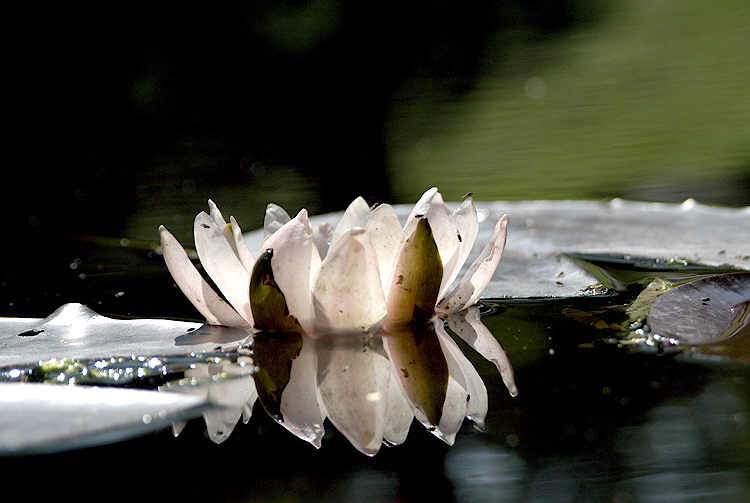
left=446, top=306, right=517, bottom=396
left=312, top=228, right=386, bottom=335
left=330, top=196, right=370, bottom=248
left=202, top=375, right=257, bottom=444
left=435, top=320, right=488, bottom=429
left=387, top=219, right=443, bottom=324
left=439, top=197, right=479, bottom=301
left=383, top=369, right=414, bottom=446
left=207, top=199, right=228, bottom=227
left=316, top=335, right=389, bottom=456
left=264, top=203, right=291, bottom=240
left=159, top=225, right=250, bottom=327
left=382, top=322, right=448, bottom=429
left=264, top=209, right=319, bottom=335
left=405, top=187, right=439, bottom=225
left=365, top=204, right=403, bottom=294
left=279, top=334, right=327, bottom=447
left=194, top=212, right=254, bottom=325
left=229, top=216, right=255, bottom=274
left=438, top=214, right=509, bottom=314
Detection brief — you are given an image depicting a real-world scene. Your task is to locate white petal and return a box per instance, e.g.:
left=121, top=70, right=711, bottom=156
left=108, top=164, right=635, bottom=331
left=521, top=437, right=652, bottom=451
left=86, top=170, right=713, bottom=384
left=446, top=306, right=517, bottom=396
left=202, top=375, right=257, bottom=444
left=405, top=187, right=439, bottom=225
left=435, top=319, right=489, bottom=428
left=438, top=215, right=509, bottom=313
left=316, top=335, right=390, bottom=456
left=265, top=209, right=318, bottom=335
left=229, top=215, right=255, bottom=274
left=312, top=229, right=386, bottom=335
left=439, top=198, right=479, bottom=302
left=430, top=320, right=471, bottom=445
left=365, top=204, right=403, bottom=294
left=330, top=196, right=370, bottom=248
left=383, top=369, right=413, bottom=446
left=279, top=334, right=327, bottom=447
left=194, top=212, right=254, bottom=325
left=312, top=222, right=334, bottom=260
left=264, top=203, right=291, bottom=240
left=159, top=225, right=250, bottom=327
left=242, top=392, right=258, bottom=424
left=207, top=199, right=227, bottom=227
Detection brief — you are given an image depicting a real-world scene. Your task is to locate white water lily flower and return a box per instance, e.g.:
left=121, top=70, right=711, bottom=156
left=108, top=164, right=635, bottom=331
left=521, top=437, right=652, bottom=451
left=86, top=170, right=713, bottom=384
left=158, top=189, right=514, bottom=455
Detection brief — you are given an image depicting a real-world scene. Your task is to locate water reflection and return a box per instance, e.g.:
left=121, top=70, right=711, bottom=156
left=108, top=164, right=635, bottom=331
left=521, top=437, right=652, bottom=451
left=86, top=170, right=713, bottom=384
left=163, top=308, right=516, bottom=456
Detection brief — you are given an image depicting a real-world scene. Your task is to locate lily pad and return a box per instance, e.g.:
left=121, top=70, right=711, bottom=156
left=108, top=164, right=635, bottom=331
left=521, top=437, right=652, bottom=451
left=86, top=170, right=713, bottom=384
left=0, top=383, right=207, bottom=455
left=244, top=199, right=749, bottom=298
left=648, top=272, right=750, bottom=348
left=0, top=303, right=249, bottom=368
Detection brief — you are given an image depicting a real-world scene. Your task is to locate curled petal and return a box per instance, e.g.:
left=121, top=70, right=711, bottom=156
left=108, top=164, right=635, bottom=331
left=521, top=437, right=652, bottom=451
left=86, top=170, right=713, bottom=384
left=313, top=229, right=386, bottom=335
left=330, top=196, right=370, bottom=248
left=159, top=225, right=250, bottom=328
left=264, top=209, right=319, bottom=335
left=438, top=215, right=509, bottom=314
left=229, top=215, right=255, bottom=274
left=439, top=197, right=479, bottom=301
left=446, top=306, right=517, bottom=397
left=194, top=212, right=254, bottom=325
left=365, top=204, right=403, bottom=294
left=316, top=335, right=390, bottom=456
left=264, top=203, right=291, bottom=240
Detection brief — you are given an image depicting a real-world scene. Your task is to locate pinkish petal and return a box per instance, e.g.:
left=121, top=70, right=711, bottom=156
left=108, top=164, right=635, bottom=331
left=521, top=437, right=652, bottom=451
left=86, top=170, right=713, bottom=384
left=330, top=196, right=370, bottom=247
left=446, top=306, right=517, bottom=396
left=313, top=229, right=386, bottom=335
left=265, top=209, right=318, bottom=335
left=316, top=335, right=390, bottom=456
left=438, top=215, right=509, bottom=313
left=194, top=212, right=254, bottom=325
left=159, top=225, right=250, bottom=327
left=365, top=204, right=403, bottom=294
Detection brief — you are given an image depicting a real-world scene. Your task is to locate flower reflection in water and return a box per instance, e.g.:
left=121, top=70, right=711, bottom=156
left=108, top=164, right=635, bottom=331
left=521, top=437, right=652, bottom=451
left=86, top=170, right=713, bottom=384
left=163, top=308, right=516, bottom=456
left=159, top=188, right=516, bottom=454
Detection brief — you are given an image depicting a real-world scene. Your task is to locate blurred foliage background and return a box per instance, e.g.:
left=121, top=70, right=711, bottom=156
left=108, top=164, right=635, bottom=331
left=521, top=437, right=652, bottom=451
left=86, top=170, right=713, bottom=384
left=9, top=0, right=749, bottom=244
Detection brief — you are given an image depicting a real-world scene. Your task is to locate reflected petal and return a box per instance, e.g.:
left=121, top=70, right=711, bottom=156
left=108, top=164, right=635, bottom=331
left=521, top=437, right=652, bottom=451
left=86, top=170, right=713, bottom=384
left=279, top=335, right=327, bottom=447
left=316, top=335, right=389, bottom=456
left=159, top=225, right=249, bottom=328
left=383, top=370, right=414, bottom=446
left=250, top=332, right=303, bottom=421
left=383, top=322, right=448, bottom=429
left=446, top=306, right=517, bottom=396
left=438, top=215, right=509, bottom=313
left=313, top=229, right=386, bottom=335
left=194, top=212, right=254, bottom=325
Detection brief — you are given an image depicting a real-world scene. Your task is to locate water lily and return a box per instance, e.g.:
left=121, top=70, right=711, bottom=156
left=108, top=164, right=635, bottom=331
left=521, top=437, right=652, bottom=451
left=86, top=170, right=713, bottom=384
left=158, top=188, right=514, bottom=455
left=159, top=187, right=509, bottom=336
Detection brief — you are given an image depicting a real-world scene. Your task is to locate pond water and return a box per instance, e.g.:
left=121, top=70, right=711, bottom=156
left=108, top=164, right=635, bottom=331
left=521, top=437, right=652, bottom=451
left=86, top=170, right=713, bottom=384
left=2, top=239, right=749, bottom=502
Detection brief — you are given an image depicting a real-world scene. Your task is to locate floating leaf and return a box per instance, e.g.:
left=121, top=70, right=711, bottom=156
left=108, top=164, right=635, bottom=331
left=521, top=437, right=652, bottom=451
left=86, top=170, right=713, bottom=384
left=648, top=272, right=750, bottom=350
left=0, top=303, right=249, bottom=369
left=0, top=383, right=207, bottom=455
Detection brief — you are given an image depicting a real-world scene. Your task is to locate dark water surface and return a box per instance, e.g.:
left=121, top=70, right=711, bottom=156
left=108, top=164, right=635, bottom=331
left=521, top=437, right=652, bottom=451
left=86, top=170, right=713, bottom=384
left=2, top=242, right=749, bottom=502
